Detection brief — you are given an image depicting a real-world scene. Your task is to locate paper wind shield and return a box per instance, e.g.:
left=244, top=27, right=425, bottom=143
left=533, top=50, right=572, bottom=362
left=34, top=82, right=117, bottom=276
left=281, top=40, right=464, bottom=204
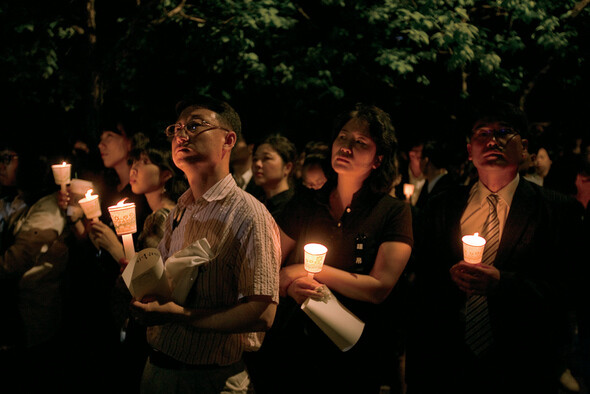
left=301, top=285, right=365, bottom=352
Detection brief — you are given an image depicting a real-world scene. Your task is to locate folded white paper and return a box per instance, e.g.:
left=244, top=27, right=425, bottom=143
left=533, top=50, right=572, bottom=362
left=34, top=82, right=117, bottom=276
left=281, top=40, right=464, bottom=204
left=165, top=238, right=213, bottom=305
left=301, top=285, right=365, bottom=352
left=122, top=248, right=170, bottom=300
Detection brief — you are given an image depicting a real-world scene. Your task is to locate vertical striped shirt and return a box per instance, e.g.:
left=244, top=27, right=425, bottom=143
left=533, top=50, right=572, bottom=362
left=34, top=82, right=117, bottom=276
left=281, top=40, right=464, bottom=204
left=147, top=174, right=281, bottom=366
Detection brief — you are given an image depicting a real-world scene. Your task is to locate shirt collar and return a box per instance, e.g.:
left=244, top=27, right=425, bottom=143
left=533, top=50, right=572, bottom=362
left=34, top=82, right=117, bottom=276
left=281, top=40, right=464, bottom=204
left=472, top=173, right=520, bottom=208
left=177, top=174, right=235, bottom=208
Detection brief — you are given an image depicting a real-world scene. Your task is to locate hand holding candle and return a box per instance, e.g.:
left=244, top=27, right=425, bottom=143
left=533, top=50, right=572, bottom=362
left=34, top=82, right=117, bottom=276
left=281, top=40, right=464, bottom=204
left=78, top=189, right=102, bottom=223
left=304, top=243, right=328, bottom=278
left=462, top=232, right=486, bottom=264
left=51, top=162, right=72, bottom=193
left=108, top=198, right=137, bottom=260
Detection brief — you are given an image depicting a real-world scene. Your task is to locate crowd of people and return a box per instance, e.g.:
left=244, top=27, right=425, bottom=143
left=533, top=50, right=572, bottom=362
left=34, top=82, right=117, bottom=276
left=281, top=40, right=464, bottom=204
left=1, top=96, right=589, bottom=394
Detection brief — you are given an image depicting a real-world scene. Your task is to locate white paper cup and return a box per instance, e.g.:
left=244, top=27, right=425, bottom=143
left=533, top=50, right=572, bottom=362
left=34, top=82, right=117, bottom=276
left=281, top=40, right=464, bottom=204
left=51, top=163, right=72, bottom=185
left=304, top=243, right=328, bottom=273
left=462, top=233, right=486, bottom=264
left=108, top=201, right=137, bottom=235
left=78, top=193, right=101, bottom=220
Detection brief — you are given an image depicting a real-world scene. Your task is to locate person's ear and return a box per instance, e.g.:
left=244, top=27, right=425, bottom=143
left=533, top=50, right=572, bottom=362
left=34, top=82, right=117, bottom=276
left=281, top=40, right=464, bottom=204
left=373, top=155, right=383, bottom=169
left=160, top=169, right=173, bottom=185
left=224, top=131, right=237, bottom=150
left=467, top=143, right=473, bottom=161
left=521, top=139, right=529, bottom=160
left=284, top=162, right=293, bottom=177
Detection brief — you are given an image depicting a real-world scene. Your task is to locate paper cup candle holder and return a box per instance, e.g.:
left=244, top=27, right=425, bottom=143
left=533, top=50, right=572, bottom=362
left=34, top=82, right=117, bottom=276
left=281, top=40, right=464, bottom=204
left=51, top=162, right=72, bottom=192
left=108, top=198, right=137, bottom=260
left=462, top=232, right=486, bottom=264
left=78, top=189, right=102, bottom=223
left=304, top=243, right=328, bottom=278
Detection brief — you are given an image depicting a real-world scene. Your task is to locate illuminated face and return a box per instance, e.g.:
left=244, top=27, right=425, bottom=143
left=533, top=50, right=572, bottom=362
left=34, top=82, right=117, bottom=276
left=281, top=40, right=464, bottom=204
left=252, top=143, right=291, bottom=189
left=0, top=149, right=18, bottom=187
left=129, top=154, right=164, bottom=195
left=302, top=163, right=327, bottom=190
left=467, top=121, right=526, bottom=174
left=331, top=118, right=380, bottom=181
left=171, top=106, right=230, bottom=171
left=98, top=131, right=131, bottom=169
left=535, top=147, right=552, bottom=178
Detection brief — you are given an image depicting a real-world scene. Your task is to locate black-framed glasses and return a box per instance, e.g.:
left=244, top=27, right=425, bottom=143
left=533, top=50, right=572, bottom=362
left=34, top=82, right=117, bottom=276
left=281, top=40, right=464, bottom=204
left=472, top=127, right=518, bottom=142
left=0, top=153, right=17, bottom=165
left=164, top=119, right=231, bottom=138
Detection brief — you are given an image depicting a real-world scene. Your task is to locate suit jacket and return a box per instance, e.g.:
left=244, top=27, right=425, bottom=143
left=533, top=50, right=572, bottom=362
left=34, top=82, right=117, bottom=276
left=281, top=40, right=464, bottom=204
left=414, top=173, right=456, bottom=210
left=406, top=178, right=585, bottom=394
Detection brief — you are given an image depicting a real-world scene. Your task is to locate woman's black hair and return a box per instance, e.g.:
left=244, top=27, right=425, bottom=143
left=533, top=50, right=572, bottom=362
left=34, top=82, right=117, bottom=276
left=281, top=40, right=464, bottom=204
left=331, top=103, right=399, bottom=194
left=129, top=146, right=187, bottom=202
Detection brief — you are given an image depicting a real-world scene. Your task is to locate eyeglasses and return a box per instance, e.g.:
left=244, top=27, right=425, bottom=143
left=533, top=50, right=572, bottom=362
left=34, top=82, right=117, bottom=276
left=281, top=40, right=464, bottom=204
left=164, top=119, right=231, bottom=138
left=472, top=127, right=518, bottom=142
left=0, top=154, right=17, bottom=166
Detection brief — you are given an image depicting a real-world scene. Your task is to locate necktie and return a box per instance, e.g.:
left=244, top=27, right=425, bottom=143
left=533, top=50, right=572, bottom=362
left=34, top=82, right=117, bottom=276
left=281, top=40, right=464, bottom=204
left=465, top=194, right=500, bottom=356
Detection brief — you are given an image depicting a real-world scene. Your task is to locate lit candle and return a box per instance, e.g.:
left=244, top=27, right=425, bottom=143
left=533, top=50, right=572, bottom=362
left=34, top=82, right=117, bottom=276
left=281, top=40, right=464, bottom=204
left=108, top=198, right=137, bottom=260
left=78, top=188, right=101, bottom=223
left=304, top=243, right=328, bottom=278
left=462, top=232, right=486, bottom=264
left=403, top=183, right=415, bottom=202
left=51, top=162, right=72, bottom=192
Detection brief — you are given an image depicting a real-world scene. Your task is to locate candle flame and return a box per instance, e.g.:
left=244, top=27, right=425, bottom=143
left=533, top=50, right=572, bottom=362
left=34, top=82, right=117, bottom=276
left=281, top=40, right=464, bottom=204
left=85, top=189, right=94, bottom=199
left=62, top=161, right=66, bottom=166
left=474, top=232, right=479, bottom=237
left=116, top=198, right=128, bottom=206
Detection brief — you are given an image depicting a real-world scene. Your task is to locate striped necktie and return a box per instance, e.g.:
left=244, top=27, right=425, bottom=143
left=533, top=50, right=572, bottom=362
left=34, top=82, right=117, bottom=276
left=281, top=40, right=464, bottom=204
left=465, top=193, right=500, bottom=356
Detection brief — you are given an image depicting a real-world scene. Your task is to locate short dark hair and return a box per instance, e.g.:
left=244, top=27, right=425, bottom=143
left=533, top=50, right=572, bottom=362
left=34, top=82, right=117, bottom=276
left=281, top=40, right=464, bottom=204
left=175, top=96, right=242, bottom=141
left=258, top=134, right=298, bottom=167
left=331, top=103, right=399, bottom=194
left=422, top=139, right=450, bottom=169
left=468, top=100, right=529, bottom=139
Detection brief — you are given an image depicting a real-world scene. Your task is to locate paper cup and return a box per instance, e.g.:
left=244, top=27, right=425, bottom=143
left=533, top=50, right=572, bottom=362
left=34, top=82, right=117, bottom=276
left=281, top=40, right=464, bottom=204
left=462, top=233, right=486, bottom=264
left=51, top=163, right=72, bottom=185
left=108, top=201, right=137, bottom=235
left=304, top=243, right=328, bottom=273
left=78, top=193, right=101, bottom=220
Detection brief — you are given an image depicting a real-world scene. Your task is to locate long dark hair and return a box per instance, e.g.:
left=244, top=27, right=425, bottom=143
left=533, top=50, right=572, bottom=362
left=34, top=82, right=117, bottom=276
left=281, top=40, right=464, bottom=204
left=331, top=103, right=399, bottom=194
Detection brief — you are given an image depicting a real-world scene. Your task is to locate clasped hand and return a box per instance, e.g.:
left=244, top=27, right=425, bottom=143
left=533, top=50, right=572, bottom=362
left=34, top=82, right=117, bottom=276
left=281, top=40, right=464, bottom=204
left=450, top=261, right=500, bottom=297
left=280, top=264, right=325, bottom=304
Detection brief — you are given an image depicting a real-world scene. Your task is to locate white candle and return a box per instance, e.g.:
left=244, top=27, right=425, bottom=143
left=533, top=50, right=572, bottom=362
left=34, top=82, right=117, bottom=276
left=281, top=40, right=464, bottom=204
left=122, top=234, right=136, bottom=260
left=304, top=243, right=328, bottom=278
left=51, top=162, right=72, bottom=192
left=78, top=188, right=101, bottom=222
left=462, top=232, right=487, bottom=264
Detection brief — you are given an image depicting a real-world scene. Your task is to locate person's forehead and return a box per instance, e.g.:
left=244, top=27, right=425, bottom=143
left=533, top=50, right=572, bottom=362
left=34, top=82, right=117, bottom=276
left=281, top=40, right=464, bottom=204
left=473, top=120, right=512, bottom=129
left=178, top=106, right=218, bottom=121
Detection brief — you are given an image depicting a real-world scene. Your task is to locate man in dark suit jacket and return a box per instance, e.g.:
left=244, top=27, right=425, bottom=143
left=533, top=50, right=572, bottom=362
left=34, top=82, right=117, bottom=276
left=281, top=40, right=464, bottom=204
left=415, top=139, right=457, bottom=210
left=405, top=101, right=585, bottom=394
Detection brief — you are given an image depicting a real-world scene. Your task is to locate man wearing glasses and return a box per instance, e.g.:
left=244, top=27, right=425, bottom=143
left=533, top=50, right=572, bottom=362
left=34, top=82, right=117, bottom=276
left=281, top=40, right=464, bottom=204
left=407, top=101, right=585, bottom=393
left=131, top=97, right=280, bottom=393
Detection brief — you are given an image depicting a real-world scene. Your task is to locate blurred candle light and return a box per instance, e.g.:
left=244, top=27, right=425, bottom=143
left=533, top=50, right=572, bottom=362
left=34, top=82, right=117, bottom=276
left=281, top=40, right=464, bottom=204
left=108, top=198, right=137, bottom=260
left=304, top=243, right=328, bottom=278
left=51, top=162, right=72, bottom=193
left=78, top=188, right=101, bottom=223
left=403, top=183, right=415, bottom=202
left=462, top=232, right=486, bottom=264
